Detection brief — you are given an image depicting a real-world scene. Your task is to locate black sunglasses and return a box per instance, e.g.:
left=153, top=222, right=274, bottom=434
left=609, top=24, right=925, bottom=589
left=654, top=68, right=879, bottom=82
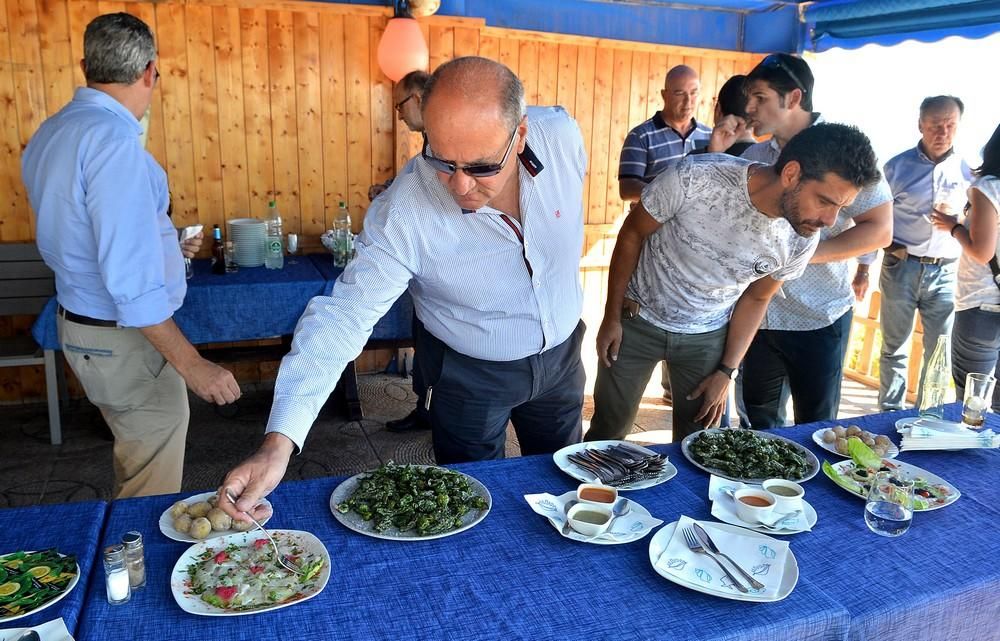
left=760, top=54, right=807, bottom=94
left=421, top=127, right=519, bottom=178
left=395, top=93, right=416, bottom=111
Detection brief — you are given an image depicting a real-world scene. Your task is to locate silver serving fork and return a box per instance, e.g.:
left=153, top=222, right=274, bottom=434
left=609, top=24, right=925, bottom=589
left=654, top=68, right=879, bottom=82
left=682, top=527, right=748, bottom=593
left=225, top=490, right=304, bottom=575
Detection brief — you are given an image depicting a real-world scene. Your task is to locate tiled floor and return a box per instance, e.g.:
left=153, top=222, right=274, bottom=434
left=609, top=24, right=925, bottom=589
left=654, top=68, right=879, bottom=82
left=0, top=373, right=881, bottom=508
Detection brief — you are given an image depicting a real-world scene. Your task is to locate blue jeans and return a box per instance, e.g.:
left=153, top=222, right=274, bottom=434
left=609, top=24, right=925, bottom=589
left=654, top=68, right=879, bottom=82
left=952, top=307, right=1000, bottom=412
left=878, top=254, right=957, bottom=410
left=741, top=310, right=853, bottom=427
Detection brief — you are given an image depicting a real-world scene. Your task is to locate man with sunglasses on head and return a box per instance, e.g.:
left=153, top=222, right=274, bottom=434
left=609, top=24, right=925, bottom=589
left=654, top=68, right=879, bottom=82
left=22, top=13, right=240, bottom=498
left=712, top=53, right=892, bottom=428
left=590, top=123, right=883, bottom=442
left=219, top=57, right=588, bottom=520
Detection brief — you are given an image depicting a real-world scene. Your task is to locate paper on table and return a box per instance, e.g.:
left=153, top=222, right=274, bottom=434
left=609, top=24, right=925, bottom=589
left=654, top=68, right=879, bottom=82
left=523, top=492, right=662, bottom=540
left=655, top=515, right=789, bottom=598
left=0, top=617, right=74, bottom=641
left=899, top=418, right=999, bottom=451
left=707, top=476, right=811, bottom=532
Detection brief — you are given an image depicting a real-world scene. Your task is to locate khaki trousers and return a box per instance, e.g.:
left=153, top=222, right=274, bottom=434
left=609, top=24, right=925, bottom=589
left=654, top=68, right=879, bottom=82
left=58, top=316, right=189, bottom=498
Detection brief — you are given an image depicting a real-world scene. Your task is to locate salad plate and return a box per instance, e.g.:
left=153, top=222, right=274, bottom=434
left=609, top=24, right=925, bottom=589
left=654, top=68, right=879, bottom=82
left=0, top=550, right=79, bottom=623
left=823, top=457, right=959, bottom=510
left=170, top=529, right=329, bottom=616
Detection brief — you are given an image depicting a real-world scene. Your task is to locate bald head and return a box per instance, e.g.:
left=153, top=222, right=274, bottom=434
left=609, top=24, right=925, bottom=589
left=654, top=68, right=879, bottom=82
left=661, top=65, right=700, bottom=129
left=422, top=56, right=525, bottom=132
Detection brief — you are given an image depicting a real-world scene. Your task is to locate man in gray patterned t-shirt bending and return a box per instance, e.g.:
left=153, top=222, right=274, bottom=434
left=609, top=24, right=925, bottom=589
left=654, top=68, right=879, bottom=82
left=589, top=123, right=882, bottom=442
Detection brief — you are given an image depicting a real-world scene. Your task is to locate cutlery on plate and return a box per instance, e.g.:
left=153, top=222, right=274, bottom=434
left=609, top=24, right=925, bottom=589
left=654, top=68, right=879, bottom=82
left=682, top=527, right=748, bottom=593
left=560, top=499, right=579, bottom=536
left=692, top=522, right=765, bottom=590
left=225, top=490, right=304, bottom=575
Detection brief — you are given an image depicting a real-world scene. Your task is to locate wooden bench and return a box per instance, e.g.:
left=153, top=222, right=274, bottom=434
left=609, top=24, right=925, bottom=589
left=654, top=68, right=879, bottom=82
left=0, top=243, right=63, bottom=444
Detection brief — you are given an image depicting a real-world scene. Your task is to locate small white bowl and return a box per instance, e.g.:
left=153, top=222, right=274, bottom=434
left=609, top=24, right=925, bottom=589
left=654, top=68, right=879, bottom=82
left=576, top=483, right=618, bottom=508
left=566, top=502, right=613, bottom=537
left=762, top=478, right=805, bottom=512
left=733, top=488, right=775, bottom=524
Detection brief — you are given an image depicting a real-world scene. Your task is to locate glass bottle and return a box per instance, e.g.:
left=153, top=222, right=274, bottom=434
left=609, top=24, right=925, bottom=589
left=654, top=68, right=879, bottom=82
left=918, top=335, right=949, bottom=420
left=211, top=225, right=226, bottom=275
left=122, top=531, right=146, bottom=589
left=103, top=544, right=131, bottom=605
left=333, top=201, right=353, bottom=268
left=265, top=200, right=284, bottom=269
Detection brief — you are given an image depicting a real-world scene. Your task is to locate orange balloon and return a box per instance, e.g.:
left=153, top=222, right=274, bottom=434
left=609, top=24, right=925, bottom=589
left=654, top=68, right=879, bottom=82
left=377, top=18, right=429, bottom=82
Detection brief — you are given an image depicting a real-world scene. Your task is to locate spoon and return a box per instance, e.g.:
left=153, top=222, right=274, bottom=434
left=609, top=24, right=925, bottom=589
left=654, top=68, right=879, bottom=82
left=586, top=498, right=631, bottom=542
left=757, top=509, right=803, bottom=530
left=560, top=499, right=579, bottom=535
left=14, top=631, right=40, bottom=641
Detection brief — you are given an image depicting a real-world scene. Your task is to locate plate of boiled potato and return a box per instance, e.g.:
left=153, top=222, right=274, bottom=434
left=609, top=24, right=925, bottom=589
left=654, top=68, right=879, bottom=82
left=812, top=425, right=899, bottom=459
left=158, top=491, right=274, bottom=543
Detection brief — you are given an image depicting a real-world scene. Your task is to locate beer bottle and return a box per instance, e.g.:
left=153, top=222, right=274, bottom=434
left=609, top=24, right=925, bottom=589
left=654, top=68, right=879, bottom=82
left=211, top=224, right=226, bottom=275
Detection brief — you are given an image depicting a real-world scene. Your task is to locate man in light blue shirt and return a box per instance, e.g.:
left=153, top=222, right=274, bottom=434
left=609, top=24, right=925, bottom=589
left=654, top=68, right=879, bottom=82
left=876, top=96, right=973, bottom=410
left=22, top=13, right=239, bottom=498
left=220, top=58, right=589, bottom=520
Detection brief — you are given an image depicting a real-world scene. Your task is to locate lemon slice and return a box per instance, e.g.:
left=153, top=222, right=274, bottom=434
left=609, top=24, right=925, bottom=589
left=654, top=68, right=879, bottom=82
left=0, top=581, right=19, bottom=597
left=27, top=565, right=51, bottom=579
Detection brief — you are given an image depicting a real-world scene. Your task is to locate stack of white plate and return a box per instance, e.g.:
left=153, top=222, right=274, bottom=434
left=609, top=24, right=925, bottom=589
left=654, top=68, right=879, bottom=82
left=227, top=218, right=266, bottom=267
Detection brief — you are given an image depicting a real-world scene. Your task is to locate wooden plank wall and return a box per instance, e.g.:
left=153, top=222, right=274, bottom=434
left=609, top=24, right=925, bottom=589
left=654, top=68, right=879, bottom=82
left=0, top=0, right=760, bottom=402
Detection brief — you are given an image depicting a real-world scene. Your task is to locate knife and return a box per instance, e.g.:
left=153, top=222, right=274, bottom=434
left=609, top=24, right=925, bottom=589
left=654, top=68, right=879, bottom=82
left=692, top=522, right=766, bottom=591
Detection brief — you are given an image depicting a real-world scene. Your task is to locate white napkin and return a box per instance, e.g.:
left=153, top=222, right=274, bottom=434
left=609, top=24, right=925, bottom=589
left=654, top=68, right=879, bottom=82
left=707, top=476, right=811, bottom=532
left=523, top=492, right=663, bottom=542
left=655, top=515, right=789, bottom=598
left=0, top=617, right=75, bottom=641
left=898, top=418, right=999, bottom=451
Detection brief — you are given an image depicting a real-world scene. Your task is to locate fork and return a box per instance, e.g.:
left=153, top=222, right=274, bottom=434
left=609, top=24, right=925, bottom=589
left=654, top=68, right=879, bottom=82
left=682, top=527, right=748, bottom=593
left=225, top=490, right=304, bottom=575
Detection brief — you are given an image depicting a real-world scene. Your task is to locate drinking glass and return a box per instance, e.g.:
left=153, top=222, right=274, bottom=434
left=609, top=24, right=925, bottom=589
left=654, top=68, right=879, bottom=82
left=864, top=471, right=914, bottom=537
left=224, top=240, right=238, bottom=273
left=962, top=373, right=996, bottom=428
left=287, top=233, right=299, bottom=264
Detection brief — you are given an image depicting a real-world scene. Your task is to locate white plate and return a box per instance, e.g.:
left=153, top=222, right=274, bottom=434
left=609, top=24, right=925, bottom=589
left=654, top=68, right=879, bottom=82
left=0, top=552, right=80, bottom=624
left=540, top=491, right=661, bottom=545
left=680, top=429, right=820, bottom=483
left=329, top=465, right=491, bottom=541
left=648, top=521, right=798, bottom=602
left=170, top=529, right=330, bottom=616
left=552, top=440, right=678, bottom=490
left=158, top=492, right=273, bottom=543
left=824, top=458, right=961, bottom=511
left=811, top=427, right=899, bottom=459
left=711, top=497, right=818, bottom=535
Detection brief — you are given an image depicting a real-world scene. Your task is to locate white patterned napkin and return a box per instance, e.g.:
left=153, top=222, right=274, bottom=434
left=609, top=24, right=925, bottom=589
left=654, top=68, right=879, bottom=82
left=654, top=515, right=789, bottom=598
left=523, top=492, right=662, bottom=541
left=0, top=618, right=74, bottom=641
left=898, top=418, right=999, bottom=451
left=707, top=476, right=811, bottom=532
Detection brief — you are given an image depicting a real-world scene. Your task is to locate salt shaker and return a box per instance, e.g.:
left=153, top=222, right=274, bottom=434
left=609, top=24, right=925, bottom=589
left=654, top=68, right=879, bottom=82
left=104, top=544, right=131, bottom=605
left=122, top=531, right=146, bottom=589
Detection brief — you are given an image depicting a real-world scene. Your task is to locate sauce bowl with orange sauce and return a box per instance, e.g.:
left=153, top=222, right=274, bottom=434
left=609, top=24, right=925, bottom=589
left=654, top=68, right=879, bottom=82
left=576, top=483, right=618, bottom=508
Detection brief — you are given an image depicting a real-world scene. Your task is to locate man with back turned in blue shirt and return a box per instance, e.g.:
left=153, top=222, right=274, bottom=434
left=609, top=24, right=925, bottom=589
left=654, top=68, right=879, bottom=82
left=22, top=13, right=240, bottom=498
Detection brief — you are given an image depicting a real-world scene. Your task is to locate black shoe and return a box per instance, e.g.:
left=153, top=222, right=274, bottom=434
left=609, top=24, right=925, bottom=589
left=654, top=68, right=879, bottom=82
left=385, top=409, right=431, bottom=433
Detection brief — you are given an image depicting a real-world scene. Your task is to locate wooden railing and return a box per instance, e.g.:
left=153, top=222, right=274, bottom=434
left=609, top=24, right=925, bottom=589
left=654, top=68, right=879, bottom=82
left=844, top=290, right=924, bottom=405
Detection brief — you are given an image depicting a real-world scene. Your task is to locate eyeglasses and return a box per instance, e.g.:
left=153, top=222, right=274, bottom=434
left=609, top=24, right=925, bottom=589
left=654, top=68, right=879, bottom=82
left=394, top=94, right=416, bottom=111
left=760, top=54, right=807, bottom=94
left=421, top=127, right=519, bottom=178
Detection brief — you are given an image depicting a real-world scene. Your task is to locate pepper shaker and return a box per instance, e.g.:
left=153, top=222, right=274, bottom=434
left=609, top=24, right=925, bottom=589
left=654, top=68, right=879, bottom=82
left=122, top=531, right=146, bottom=589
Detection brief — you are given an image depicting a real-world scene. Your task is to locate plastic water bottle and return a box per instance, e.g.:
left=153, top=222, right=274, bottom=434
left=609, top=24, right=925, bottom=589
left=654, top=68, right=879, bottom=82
left=265, top=200, right=284, bottom=269
left=918, top=335, right=949, bottom=419
left=333, top=201, right=354, bottom=268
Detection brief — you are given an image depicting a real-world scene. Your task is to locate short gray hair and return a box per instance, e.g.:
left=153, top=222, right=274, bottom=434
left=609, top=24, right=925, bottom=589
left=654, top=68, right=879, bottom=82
left=83, top=13, right=156, bottom=85
left=422, top=57, right=526, bottom=131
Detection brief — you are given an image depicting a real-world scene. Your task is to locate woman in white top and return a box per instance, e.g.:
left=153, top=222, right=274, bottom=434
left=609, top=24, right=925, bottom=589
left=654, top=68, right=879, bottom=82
left=932, top=122, right=1000, bottom=411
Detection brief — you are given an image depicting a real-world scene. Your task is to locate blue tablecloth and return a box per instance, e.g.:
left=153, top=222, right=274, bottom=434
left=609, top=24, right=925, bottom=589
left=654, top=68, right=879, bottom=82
left=31, top=254, right=412, bottom=349
left=0, top=501, right=107, bottom=636
left=308, top=253, right=413, bottom=341
left=71, top=408, right=1000, bottom=641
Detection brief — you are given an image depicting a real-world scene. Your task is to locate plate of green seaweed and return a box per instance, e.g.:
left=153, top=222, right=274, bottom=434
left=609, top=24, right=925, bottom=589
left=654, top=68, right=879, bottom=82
left=681, top=428, right=819, bottom=483
left=330, top=463, right=492, bottom=541
left=0, top=549, right=79, bottom=623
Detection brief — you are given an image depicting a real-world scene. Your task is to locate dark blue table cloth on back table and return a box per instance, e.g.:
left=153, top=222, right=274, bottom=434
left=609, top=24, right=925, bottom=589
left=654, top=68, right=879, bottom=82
left=0, top=501, right=107, bottom=637
left=71, top=408, right=1000, bottom=641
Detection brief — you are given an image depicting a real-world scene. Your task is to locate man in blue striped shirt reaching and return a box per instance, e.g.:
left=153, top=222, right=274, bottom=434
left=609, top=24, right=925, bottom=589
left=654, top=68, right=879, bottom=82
left=220, top=58, right=589, bottom=520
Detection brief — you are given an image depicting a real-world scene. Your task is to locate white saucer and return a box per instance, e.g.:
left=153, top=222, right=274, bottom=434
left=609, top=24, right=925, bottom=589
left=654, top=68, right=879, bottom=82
left=528, top=491, right=663, bottom=545
left=711, top=497, right=817, bottom=535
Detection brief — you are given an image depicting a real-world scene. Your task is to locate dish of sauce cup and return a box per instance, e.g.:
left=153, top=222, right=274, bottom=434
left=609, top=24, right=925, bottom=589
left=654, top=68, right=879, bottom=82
left=566, top=502, right=614, bottom=537
left=733, top=488, right=775, bottom=524
left=576, top=483, right=618, bottom=507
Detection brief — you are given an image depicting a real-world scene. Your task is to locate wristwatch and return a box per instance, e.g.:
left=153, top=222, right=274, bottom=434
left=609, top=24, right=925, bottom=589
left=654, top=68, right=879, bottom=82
left=716, top=363, right=738, bottom=380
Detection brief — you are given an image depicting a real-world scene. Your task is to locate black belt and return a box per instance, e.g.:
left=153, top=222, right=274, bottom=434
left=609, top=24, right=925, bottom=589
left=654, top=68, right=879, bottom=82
left=57, top=305, right=118, bottom=328
left=906, top=254, right=956, bottom=266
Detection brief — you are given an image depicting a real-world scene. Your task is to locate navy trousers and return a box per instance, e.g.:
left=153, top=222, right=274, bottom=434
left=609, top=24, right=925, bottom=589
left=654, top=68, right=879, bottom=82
left=416, top=321, right=586, bottom=464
